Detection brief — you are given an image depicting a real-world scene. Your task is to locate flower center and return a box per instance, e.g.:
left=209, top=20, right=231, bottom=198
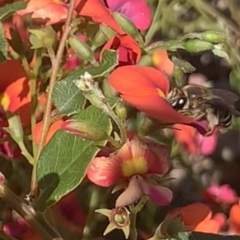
left=121, top=156, right=148, bottom=177
left=0, top=93, right=10, bottom=111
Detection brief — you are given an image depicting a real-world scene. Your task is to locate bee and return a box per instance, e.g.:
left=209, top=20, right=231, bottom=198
left=167, top=84, right=240, bottom=135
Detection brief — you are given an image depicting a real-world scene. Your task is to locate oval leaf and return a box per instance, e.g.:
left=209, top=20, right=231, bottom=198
left=52, top=50, right=118, bottom=116
left=36, top=106, right=112, bottom=210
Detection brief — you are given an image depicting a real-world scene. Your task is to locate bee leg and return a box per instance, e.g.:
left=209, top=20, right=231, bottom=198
left=205, top=108, right=219, bottom=136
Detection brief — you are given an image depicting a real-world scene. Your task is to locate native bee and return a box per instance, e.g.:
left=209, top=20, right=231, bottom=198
left=167, top=84, right=240, bottom=135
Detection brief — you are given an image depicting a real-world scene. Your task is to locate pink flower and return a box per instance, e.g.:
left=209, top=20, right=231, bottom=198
left=87, top=134, right=172, bottom=207
left=195, top=131, right=217, bottom=155
left=105, top=0, right=152, bottom=30
left=203, top=184, right=238, bottom=205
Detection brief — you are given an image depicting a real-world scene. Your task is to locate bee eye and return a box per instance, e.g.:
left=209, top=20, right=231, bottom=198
left=171, top=97, right=187, bottom=110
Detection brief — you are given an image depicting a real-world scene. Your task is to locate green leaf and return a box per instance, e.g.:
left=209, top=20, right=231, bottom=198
left=0, top=22, right=8, bottom=61
left=212, top=44, right=229, bottom=60
left=0, top=2, right=27, bottom=20
left=36, top=105, right=112, bottom=210
left=230, top=69, right=240, bottom=93
left=52, top=50, right=118, bottom=116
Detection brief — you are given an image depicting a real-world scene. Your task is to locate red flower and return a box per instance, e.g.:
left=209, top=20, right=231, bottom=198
left=173, top=124, right=217, bottom=155
left=229, top=200, right=240, bottom=235
left=109, top=66, right=205, bottom=130
left=167, top=203, right=220, bottom=234
left=87, top=134, right=172, bottom=207
left=100, top=34, right=141, bottom=66
left=18, top=0, right=123, bottom=34
left=0, top=60, right=31, bottom=125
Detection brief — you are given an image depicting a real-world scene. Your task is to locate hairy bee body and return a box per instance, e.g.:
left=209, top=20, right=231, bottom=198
left=167, top=84, right=240, bottom=135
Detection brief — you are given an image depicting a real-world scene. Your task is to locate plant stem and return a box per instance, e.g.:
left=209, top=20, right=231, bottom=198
left=106, top=105, right=127, bottom=145
left=31, top=0, right=77, bottom=194
left=129, top=210, right=137, bottom=240
left=145, top=0, right=163, bottom=45
left=0, top=184, right=63, bottom=240
left=129, top=196, right=148, bottom=240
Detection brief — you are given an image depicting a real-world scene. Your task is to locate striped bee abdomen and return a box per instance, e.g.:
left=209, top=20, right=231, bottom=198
left=217, top=109, right=232, bottom=128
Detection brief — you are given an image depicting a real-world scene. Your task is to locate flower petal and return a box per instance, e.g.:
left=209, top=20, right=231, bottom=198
left=140, top=137, right=170, bottom=175
left=152, top=51, right=174, bottom=76
left=115, top=175, right=143, bottom=208
left=86, top=156, right=122, bottom=187
left=167, top=203, right=212, bottom=228
left=195, top=219, right=220, bottom=234
left=106, top=0, right=152, bottom=30
left=100, top=34, right=141, bottom=65
left=77, top=0, right=124, bottom=34
left=109, top=66, right=170, bottom=95
left=0, top=60, right=27, bottom=92
left=33, top=120, right=64, bottom=145
left=140, top=180, right=172, bottom=206
left=173, top=124, right=198, bottom=154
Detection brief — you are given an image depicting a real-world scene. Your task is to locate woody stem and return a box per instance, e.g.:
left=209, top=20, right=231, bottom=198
left=31, top=0, right=77, bottom=195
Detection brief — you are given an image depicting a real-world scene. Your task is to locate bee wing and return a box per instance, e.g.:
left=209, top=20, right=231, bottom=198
left=205, top=89, right=240, bottom=116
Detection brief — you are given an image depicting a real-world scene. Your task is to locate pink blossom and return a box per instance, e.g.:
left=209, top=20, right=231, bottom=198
left=195, top=130, right=218, bottom=155
left=86, top=134, right=172, bottom=206
left=105, top=0, right=152, bottom=30
left=203, top=184, right=238, bottom=205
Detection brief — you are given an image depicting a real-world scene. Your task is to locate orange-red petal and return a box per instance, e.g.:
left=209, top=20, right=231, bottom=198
left=76, top=0, right=123, bottom=34
left=167, top=203, right=212, bottom=228
left=173, top=124, right=198, bottom=154
left=152, top=50, right=174, bottom=76
left=33, top=120, right=64, bottom=145
left=100, top=34, right=141, bottom=64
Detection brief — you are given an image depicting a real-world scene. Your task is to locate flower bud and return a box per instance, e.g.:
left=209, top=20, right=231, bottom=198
left=115, top=101, right=127, bottom=121
left=200, top=31, right=226, bottom=44
left=96, top=207, right=130, bottom=239
left=68, top=36, right=96, bottom=64
left=183, top=39, right=214, bottom=53
left=62, top=120, right=108, bottom=141
left=113, top=12, right=144, bottom=46
left=29, top=26, right=57, bottom=49
left=92, top=29, right=108, bottom=49
left=100, top=24, right=117, bottom=39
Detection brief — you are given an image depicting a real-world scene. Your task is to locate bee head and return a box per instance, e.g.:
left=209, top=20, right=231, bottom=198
left=167, top=88, right=188, bottom=110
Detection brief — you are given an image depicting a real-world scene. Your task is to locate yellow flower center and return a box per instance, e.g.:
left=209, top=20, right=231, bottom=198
left=157, top=88, right=166, bottom=99
left=0, top=93, right=10, bottom=111
left=121, top=156, right=148, bottom=177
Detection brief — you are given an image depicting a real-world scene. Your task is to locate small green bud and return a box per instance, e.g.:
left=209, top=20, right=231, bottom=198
left=29, top=26, right=57, bottom=49
left=62, top=120, right=108, bottom=141
left=115, top=101, right=127, bottom=121
left=113, top=12, right=138, bottom=37
left=68, top=36, right=96, bottom=64
left=200, top=31, right=226, bottom=44
left=92, top=29, right=108, bottom=49
left=113, top=12, right=144, bottom=46
left=4, top=114, right=23, bottom=142
left=183, top=39, right=214, bottom=53
left=100, top=24, right=117, bottom=39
